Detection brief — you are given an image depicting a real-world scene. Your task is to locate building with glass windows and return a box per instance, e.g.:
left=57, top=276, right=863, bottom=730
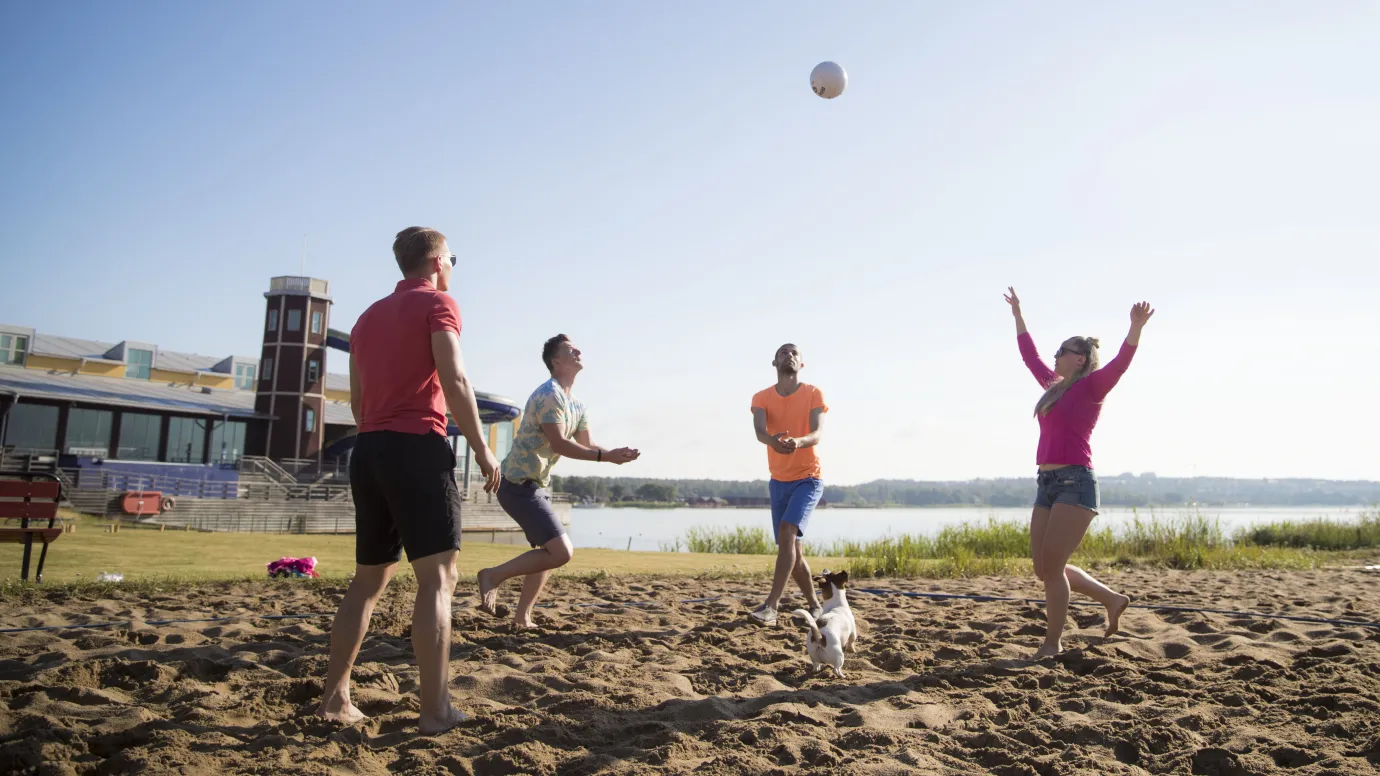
left=0, top=276, right=520, bottom=478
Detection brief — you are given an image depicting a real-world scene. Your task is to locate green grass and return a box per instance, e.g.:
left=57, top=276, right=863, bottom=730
left=684, top=525, right=777, bottom=555
left=1234, top=508, right=1380, bottom=551
left=675, top=509, right=1378, bottom=578
left=0, top=523, right=849, bottom=590
left=9, top=508, right=1376, bottom=591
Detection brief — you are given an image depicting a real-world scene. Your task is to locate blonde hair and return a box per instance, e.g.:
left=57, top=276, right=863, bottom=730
left=1035, top=336, right=1100, bottom=416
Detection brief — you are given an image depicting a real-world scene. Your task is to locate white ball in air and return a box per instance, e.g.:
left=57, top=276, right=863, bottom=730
left=810, top=61, right=847, bottom=99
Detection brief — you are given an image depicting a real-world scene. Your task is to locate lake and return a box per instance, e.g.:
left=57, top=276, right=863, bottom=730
left=565, top=505, right=1374, bottom=552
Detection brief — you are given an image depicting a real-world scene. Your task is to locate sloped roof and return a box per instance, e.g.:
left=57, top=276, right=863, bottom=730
left=31, top=333, right=258, bottom=375
left=0, top=364, right=266, bottom=419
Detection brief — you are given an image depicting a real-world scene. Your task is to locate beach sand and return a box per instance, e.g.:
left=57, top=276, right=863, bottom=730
left=3, top=567, right=1379, bottom=774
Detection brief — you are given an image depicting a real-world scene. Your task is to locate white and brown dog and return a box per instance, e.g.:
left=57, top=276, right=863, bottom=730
left=791, top=569, right=858, bottom=678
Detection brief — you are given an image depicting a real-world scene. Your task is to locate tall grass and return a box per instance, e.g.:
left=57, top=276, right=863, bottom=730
left=672, top=508, right=1361, bottom=578
left=684, top=525, right=777, bottom=555
left=1234, top=508, right=1380, bottom=551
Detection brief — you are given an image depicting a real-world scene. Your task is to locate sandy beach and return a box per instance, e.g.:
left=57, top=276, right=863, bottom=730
left=3, top=567, right=1379, bottom=775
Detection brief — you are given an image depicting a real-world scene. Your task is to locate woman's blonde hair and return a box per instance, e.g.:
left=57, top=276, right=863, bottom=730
left=1035, top=336, right=1100, bottom=416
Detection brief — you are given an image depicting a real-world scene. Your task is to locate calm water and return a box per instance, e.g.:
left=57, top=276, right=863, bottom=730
left=565, top=505, right=1374, bottom=552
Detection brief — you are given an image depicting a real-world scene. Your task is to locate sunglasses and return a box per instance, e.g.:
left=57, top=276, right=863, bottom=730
left=1054, top=346, right=1087, bottom=358
left=444, top=254, right=456, bottom=267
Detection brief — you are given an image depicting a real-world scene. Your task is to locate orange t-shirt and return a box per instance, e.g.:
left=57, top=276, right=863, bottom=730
left=751, top=383, right=828, bottom=482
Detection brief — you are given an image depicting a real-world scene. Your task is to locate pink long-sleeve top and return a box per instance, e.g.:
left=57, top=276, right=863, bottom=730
left=1018, top=332, right=1136, bottom=468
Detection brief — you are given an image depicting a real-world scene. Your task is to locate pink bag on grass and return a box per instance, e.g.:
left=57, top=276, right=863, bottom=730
left=267, top=556, right=320, bottom=578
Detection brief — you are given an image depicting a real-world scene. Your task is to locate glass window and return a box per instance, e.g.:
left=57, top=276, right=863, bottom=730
left=311, top=311, right=323, bottom=334
left=304, top=406, right=316, bottom=432
left=494, top=420, right=514, bottom=462
left=2, top=403, right=58, bottom=451
left=209, top=419, right=246, bottom=464
left=117, top=412, right=161, bottom=460
left=126, top=348, right=153, bottom=379
left=65, top=408, right=112, bottom=454
left=166, top=417, right=206, bottom=463
left=234, top=363, right=256, bottom=390
left=1, top=334, right=27, bottom=365
left=267, top=309, right=279, bottom=332
left=287, top=309, right=302, bottom=331
left=307, top=359, right=320, bottom=383
left=262, top=357, right=274, bottom=381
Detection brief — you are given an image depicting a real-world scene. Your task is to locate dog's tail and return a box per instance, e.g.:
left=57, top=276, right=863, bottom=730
left=791, top=609, right=823, bottom=644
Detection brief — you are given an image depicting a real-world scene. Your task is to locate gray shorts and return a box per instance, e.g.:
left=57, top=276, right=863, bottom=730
left=497, top=477, right=567, bottom=548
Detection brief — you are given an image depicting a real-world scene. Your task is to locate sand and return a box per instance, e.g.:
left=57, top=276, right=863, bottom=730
left=2, top=568, right=1380, bottom=775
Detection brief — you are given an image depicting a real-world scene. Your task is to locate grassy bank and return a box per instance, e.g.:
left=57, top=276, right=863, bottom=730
left=1234, top=510, right=1380, bottom=550
left=671, top=509, right=1380, bottom=577
left=0, top=520, right=846, bottom=588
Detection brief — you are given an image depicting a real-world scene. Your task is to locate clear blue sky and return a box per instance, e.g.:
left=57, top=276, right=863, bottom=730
left=2, top=2, right=1377, bottom=483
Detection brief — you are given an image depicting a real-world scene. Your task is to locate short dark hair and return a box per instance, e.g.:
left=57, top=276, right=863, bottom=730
left=392, top=226, right=447, bottom=274
left=542, top=334, right=570, bottom=372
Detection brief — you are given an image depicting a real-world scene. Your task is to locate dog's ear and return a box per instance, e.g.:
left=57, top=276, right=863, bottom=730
left=835, top=570, right=849, bottom=586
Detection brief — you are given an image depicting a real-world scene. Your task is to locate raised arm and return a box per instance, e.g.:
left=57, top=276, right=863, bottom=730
left=432, top=330, right=500, bottom=492
left=1006, top=287, right=1057, bottom=387
left=1081, top=301, right=1154, bottom=400
left=1004, top=286, right=1028, bottom=336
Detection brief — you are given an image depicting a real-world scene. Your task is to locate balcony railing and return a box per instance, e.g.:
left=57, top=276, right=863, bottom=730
left=268, top=276, right=330, bottom=297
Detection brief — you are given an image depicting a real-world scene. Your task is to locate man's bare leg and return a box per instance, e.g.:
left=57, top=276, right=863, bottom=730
left=762, top=522, right=798, bottom=611
left=318, top=562, right=397, bottom=723
left=411, top=549, right=466, bottom=734
left=790, top=539, right=819, bottom=610
left=477, top=534, right=573, bottom=625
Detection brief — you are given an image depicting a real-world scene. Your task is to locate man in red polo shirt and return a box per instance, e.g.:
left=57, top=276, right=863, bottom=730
left=317, top=226, right=500, bottom=734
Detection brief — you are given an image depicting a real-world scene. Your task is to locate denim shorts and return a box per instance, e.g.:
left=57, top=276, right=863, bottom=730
left=1033, top=466, right=1100, bottom=513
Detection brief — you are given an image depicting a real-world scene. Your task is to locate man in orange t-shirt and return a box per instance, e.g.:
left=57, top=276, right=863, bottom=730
left=748, top=343, right=828, bottom=625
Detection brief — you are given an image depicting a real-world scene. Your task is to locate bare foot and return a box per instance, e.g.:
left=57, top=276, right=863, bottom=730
left=1032, top=644, right=1061, bottom=660
left=418, top=704, right=468, bottom=736
left=514, top=617, right=537, bottom=630
left=1104, top=594, right=1131, bottom=639
left=476, top=568, right=500, bottom=617
left=316, top=695, right=367, bottom=725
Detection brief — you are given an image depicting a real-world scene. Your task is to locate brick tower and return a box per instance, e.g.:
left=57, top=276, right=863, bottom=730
left=252, top=276, right=331, bottom=461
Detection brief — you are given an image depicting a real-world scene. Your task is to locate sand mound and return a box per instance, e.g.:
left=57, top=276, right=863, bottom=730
left=3, top=568, right=1380, bottom=774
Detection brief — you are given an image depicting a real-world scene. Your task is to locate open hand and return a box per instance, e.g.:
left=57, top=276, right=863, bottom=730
left=605, top=447, right=640, bottom=465
left=1003, top=286, right=1022, bottom=314
left=1130, top=301, right=1155, bottom=328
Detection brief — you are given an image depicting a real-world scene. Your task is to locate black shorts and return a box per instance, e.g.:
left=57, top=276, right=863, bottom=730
left=350, top=431, right=463, bottom=565
left=496, top=477, right=567, bottom=548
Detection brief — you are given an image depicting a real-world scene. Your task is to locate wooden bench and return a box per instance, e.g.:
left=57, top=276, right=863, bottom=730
left=0, top=474, right=64, bottom=583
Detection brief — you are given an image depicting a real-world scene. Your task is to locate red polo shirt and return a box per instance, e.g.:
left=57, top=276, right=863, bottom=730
left=351, top=278, right=461, bottom=437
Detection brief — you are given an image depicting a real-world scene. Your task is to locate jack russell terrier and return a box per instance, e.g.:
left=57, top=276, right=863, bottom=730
left=790, top=569, right=858, bottom=678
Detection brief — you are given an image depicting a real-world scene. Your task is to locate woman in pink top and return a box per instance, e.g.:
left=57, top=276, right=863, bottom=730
left=1004, top=286, right=1154, bottom=659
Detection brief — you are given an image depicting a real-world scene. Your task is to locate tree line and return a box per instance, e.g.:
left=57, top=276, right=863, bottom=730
left=549, top=473, right=1380, bottom=508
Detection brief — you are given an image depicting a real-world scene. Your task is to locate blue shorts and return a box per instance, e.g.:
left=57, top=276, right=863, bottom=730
left=770, top=477, right=824, bottom=541
left=1033, top=466, right=1100, bottom=513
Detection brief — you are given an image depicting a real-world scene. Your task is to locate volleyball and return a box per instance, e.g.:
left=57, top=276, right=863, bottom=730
left=810, top=61, right=847, bottom=99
